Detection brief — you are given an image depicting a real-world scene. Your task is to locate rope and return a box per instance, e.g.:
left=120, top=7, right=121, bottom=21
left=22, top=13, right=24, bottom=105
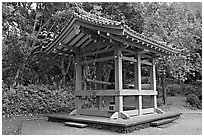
left=82, top=34, right=101, bottom=91
left=93, top=35, right=101, bottom=79
left=82, top=44, right=92, bottom=91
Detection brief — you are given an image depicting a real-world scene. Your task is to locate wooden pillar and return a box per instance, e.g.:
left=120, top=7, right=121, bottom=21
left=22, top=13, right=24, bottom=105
left=150, top=57, right=156, bottom=91
left=96, top=62, right=103, bottom=110
left=83, top=65, right=89, bottom=90
left=135, top=53, right=142, bottom=115
left=114, top=47, right=123, bottom=115
left=75, top=54, right=82, bottom=111
left=150, top=57, right=157, bottom=111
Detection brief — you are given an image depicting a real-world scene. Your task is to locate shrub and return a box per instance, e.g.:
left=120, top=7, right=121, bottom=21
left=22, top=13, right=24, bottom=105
left=2, top=85, right=75, bottom=117
left=183, top=85, right=197, bottom=95
left=166, top=84, right=181, bottom=96
left=186, top=94, right=202, bottom=109
left=183, top=84, right=202, bottom=101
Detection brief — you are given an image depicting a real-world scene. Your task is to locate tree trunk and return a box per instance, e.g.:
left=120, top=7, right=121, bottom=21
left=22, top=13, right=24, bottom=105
left=13, top=68, right=21, bottom=87
left=61, top=58, right=67, bottom=88
left=161, top=71, right=167, bottom=105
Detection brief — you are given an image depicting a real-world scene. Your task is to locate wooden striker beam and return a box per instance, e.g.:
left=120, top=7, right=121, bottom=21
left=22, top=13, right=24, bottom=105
left=86, top=78, right=112, bottom=85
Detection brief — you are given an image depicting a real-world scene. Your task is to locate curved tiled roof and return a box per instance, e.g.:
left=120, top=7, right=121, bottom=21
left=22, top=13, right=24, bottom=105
left=72, top=11, right=180, bottom=54
left=43, top=8, right=180, bottom=56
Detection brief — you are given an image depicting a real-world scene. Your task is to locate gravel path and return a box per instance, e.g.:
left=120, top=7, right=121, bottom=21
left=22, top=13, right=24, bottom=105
left=20, top=96, right=202, bottom=135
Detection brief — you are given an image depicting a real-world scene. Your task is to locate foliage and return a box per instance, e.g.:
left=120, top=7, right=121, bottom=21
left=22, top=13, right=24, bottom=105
left=2, top=85, right=75, bottom=117
left=2, top=2, right=202, bottom=88
left=2, top=2, right=75, bottom=87
left=166, top=84, right=181, bottom=96
left=142, top=2, right=202, bottom=83
left=186, top=94, right=202, bottom=109
left=80, top=2, right=144, bottom=33
left=2, top=2, right=202, bottom=108
left=183, top=85, right=197, bottom=95
left=182, top=84, right=202, bottom=101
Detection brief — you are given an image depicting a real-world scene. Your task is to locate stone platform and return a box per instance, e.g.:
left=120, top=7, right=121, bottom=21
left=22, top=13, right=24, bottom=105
left=47, top=112, right=182, bottom=133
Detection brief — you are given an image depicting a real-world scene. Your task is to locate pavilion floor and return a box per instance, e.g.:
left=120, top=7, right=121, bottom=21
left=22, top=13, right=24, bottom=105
left=47, top=112, right=181, bottom=133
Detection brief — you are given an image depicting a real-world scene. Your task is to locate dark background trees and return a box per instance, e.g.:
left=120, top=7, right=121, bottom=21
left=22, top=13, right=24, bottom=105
left=2, top=2, right=202, bottom=88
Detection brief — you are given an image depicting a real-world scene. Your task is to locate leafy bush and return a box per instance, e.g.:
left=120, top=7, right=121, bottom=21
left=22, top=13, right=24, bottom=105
left=166, top=84, right=181, bottom=96
left=186, top=94, right=202, bottom=109
left=183, top=84, right=202, bottom=101
left=2, top=85, right=75, bottom=117
left=183, top=85, right=197, bottom=95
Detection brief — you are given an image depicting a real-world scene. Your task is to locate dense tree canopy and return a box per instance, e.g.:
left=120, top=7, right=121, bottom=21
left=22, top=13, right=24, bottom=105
left=2, top=2, right=202, bottom=88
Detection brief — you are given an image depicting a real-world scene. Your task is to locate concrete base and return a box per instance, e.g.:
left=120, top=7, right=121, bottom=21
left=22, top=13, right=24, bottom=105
left=47, top=112, right=182, bottom=133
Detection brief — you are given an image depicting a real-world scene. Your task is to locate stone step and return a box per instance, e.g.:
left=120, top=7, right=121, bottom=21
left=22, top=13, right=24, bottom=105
left=64, top=122, right=88, bottom=128
left=150, top=116, right=179, bottom=127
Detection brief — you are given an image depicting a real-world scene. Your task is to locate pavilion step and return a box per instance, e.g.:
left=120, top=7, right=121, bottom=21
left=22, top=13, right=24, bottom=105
left=64, top=122, right=88, bottom=128
left=150, top=116, right=179, bottom=127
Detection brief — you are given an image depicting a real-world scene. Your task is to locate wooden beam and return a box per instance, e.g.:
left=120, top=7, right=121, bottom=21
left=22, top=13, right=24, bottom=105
left=60, top=43, right=78, bottom=53
left=75, top=90, right=119, bottom=96
left=75, top=35, right=90, bottom=48
left=69, top=32, right=85, bottom=47
left=79, top=41, right=112, bottom=54
left=121, top=56, right=137, bottom=62
left=137, top=49, right=150, bottom=54
left=109, top=112, right=119, bottom=119
left=80, top=47, right=114, bottom=58
left=142, top=108, right=154, bottom=115
left=80, top=39, right=93, bottom=48
left=80, top=56, right=114, bottom=65
left=123, top=30, right=177, bottom=55
left=141, top=53, right=152, bottom=59
left=141, top=60, right=152, bottom=66
left=108, top=33, right=169, bottom=56
left=122, top=109, right=139, bottom=117
left=119, top=89, right=157, bottom=96
left=46, top=18, right=77, bottom=53
left=78, top=109, right=110, bottom=117
left=121, top=111, right=130, bottom=119
left=108, top=33, right=145, bottom=51
left=62, top=27, right=78, bottom=44
left=123, top=49, right=136, bottom=55
left=99, top=33, right=120, bottom=45
left=86, top=78, right=112, bottom=85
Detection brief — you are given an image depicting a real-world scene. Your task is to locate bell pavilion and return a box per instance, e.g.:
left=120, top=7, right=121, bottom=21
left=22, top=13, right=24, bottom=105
left=45, top=10, right=181, bottom=132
